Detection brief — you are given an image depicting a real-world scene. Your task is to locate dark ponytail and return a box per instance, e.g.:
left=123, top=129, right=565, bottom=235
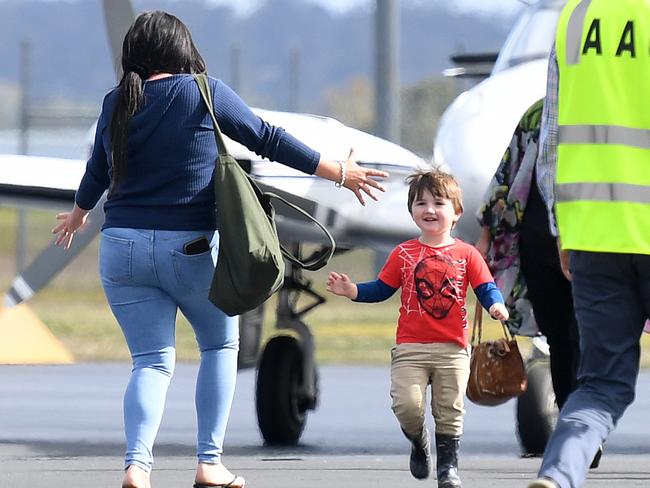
left=108, top=71, right=143, bottom=196
left=108, top=10, right=206, bottom=197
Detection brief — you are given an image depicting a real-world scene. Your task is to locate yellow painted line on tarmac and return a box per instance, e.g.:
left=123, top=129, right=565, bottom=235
left=0, top=304, right=74, bottom=364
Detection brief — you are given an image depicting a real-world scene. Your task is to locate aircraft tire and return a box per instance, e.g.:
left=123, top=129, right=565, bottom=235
left=256, top=335, right=309, bottom=445
left=516, top=358, right=558, bottom=456
left=237, top=305, right=264, bottom=370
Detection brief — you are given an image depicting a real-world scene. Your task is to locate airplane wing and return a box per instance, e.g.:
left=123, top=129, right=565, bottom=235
left=0, top=108, right=423, bottom=307
left=0, top=154, right=83, bottom=209
left=243, top=109, right=423, bottom=250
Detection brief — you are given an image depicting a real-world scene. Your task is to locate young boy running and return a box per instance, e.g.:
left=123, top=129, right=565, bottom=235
left=327, top=168, right=508, bottom=488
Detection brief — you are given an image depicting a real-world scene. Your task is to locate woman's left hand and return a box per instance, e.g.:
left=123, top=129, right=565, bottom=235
left=342, top=148, right=388, bottom=205
left=52, top=203, right=90, bottom=250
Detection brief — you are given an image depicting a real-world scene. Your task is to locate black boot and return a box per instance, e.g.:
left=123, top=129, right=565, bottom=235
left=435, top=433, right=461, bottom=488
left=589, top=444, right=603, bottom=469
left=402, top=427, right=432, bottom=479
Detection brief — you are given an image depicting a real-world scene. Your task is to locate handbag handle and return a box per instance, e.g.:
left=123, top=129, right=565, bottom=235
left=470, top=300, right=512, bottom=346
left=193, top=73, right=336, bottom=272
left=265, top=191, right=335, bottom=271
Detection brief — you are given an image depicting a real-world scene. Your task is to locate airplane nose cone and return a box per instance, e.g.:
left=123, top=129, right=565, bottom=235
left=433, top=59, right=550, bottom=242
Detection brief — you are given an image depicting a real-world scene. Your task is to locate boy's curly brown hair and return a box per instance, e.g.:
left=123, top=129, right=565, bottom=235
left=406, top=167, right=464, bottom=215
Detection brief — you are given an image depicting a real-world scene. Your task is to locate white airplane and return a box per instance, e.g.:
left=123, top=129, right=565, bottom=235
left=435, top=0, right=565, bottom=242
left=0, top=0, right=423, bottom=445
left=434, top=0, right=567, bottom=455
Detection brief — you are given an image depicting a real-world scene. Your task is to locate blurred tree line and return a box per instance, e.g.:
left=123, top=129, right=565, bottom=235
left=324, top=75, right=458, bottom=159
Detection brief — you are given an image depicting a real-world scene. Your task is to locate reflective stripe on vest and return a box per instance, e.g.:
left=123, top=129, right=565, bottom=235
left=565, top=0, right=593, bottom=65
left=559, top=125, right=650, bottom=150
left=556, top=182, right=650, bottom=204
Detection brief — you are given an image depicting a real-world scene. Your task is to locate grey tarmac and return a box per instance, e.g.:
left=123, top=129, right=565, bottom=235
left=1, top=364, right=649, bottom=487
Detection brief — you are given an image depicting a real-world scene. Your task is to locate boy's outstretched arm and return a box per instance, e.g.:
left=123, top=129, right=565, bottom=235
left=326, top=272, right=358, bottom=299
left=326, top=273, right=398, bottom=302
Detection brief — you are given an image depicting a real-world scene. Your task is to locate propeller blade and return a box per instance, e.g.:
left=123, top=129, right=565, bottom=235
left=2, top=1, right=134, bottom=306
left=103, top=0, right=136, bottom=80
left=4, top=196, right=107, bottom=307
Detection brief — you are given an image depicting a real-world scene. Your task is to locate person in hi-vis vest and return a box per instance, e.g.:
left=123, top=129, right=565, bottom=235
left=528, top=1, right=650, bottom=488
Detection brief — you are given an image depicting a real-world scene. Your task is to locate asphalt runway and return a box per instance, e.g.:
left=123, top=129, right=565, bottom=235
left=1, top=364, right=649, bottom=487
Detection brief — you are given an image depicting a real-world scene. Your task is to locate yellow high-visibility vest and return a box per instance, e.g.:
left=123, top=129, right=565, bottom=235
left=555, top=0, right=650, bottom=255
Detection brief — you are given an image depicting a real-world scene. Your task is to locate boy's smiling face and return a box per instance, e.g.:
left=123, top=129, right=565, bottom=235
left=410, top=189, right=461, bottom=238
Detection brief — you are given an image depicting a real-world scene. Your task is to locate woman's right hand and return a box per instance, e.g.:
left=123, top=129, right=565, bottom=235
left=342, top=148, right=388, bottom=205
left=315, top=148, right=389, bottom=206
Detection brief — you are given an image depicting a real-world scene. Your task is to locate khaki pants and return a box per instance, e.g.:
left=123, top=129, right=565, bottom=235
left=390, top=342, right=470, bottom=437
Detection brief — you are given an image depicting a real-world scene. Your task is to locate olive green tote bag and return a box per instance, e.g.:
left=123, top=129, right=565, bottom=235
left=193, top=74, right=334, bottom=316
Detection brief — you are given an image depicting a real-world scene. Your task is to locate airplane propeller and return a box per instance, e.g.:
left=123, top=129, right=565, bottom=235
left=103, top=0, right=135, bottom=78
left=5, top=196, right=107, bottom=307
left=3, top=0, right=135, bottom=308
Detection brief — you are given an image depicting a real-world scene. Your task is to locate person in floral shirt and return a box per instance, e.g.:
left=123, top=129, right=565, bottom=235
left=475, top=99, right=580, bottom=414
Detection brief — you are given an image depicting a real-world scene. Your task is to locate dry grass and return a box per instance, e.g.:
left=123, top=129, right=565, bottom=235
left=0, top=208, right=647, bottom=366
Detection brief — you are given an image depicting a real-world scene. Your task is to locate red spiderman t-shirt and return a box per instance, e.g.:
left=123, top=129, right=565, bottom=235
left=378, top=238, right=493, bottom=348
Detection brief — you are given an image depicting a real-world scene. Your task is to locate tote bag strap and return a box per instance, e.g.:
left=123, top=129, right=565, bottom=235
left=265, top=192, right=335, bottom=271
left=193, top=73, right=229, bottom=157
left=193, top=73, right=336, bottom=272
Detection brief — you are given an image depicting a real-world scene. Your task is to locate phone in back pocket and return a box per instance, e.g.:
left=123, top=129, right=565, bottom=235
left=183, top=236, right=210, bottom=255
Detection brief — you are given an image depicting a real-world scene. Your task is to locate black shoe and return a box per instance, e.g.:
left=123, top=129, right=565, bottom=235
left=589, top=445, right=603, bottom=469
left=402, top=428, right=432, bottom=479
left=435, top=433, right=462, bottom=488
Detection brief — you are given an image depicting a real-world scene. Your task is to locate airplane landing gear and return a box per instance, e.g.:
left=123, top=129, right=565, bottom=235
left=238, top=305, right=264, bottom=370
left=516, top=337, right=558, bottom=455
left=255, top=244, right=325, bottom=445
left=256, top=335, right=316, bottom=444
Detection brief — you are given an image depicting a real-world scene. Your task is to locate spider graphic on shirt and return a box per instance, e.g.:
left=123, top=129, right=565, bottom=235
left=413, top=254, right=464, bottom=319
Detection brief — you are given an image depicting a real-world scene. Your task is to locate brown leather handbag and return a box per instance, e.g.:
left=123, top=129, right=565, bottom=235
left=466, top=302, right=528, bottom=406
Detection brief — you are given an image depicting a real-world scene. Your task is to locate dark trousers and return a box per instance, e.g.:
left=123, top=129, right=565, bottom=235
left=520, top=232, right=580, bottom=409
left=538, top=251, right=650, bottom=488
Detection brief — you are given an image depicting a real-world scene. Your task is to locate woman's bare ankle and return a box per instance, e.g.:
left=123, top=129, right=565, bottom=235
left=122, top=464, right=151, bottom=488
left=195, top=462, right=244, bottom=487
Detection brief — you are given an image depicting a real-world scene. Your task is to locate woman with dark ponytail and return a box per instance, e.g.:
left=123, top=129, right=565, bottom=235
left=52, top=10, right=387, bottom=488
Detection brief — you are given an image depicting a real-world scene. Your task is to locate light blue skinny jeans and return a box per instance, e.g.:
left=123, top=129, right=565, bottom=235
left=99, top=228, right=239, bottom=472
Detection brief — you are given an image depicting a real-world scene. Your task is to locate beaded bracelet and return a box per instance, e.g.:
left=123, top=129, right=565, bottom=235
left=334, top=160, right=346, bottom=188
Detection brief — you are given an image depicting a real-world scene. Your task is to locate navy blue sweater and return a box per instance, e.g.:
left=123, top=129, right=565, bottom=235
left=75, top=74, right=320, bottom=230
